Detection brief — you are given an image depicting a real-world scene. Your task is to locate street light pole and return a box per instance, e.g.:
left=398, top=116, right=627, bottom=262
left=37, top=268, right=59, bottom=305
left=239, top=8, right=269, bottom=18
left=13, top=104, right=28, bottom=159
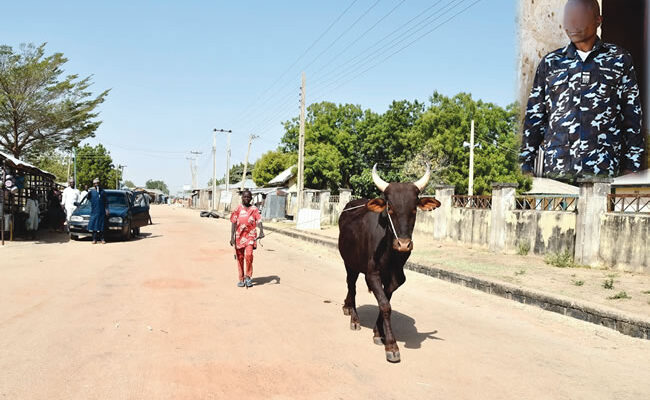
left=241, top=134, right=259, bottom=191
left=214, top=129, right=233, bottom=192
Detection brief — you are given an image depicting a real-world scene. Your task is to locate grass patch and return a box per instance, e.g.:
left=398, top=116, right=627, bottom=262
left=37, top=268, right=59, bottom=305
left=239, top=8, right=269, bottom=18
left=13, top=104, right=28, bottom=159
left=572, top=280, right=585, bottom=286
left=517, top=242, right=531, bottom=256
left=544, top=251, right=576, bottom=268
left=606, top=273, right=619, bottom=278
left=642, top=290, right=650, bottom=295
left=607, top=291, right=630, bottom=300
left=514, top=269, right=526, bottom=276
left=602, top=279, right=614, bottom=290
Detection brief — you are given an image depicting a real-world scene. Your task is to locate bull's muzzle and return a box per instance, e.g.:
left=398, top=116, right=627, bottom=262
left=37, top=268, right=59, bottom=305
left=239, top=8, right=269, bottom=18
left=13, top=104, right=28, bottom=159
left=393, top=238, right=413, bottom=252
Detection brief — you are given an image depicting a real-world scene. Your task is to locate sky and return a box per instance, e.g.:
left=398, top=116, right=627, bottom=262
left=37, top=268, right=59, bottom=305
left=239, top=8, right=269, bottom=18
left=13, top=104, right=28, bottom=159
left=1, top=0, right=518, bottom=193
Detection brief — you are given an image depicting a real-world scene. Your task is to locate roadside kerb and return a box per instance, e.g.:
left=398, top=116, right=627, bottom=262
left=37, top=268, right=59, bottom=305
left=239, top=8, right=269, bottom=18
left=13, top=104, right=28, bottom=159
left=264, top=225, right=650, bottom=340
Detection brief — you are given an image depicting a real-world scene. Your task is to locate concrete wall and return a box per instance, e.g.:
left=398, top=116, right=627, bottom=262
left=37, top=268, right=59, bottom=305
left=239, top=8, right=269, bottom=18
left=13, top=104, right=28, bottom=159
left=505, top=210, right=576, bottom=255
left=599, top=214, right=650, bottom=272
left=414, top=210, right=435, bottom=235
left=447, top=208, right=491, bottom=247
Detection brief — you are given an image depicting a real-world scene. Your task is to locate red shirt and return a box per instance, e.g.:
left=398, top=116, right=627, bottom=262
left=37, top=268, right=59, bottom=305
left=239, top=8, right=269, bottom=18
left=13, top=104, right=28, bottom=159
left=230, top=204, right=261, bottom=249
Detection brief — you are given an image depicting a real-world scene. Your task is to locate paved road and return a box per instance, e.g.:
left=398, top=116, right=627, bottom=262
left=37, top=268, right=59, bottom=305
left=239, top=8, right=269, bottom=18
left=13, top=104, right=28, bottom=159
left=1, top=205, right=650, bottom=399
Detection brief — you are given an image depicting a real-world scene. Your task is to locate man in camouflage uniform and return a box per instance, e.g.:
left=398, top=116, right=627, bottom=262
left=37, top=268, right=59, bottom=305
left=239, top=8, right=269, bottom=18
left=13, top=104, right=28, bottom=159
left=520, top=0, right=645, bottom=181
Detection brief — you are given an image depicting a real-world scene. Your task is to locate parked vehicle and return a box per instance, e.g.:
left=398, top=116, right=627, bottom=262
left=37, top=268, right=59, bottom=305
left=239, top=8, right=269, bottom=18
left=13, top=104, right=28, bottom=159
left=69, top=190, right=151, bottom=241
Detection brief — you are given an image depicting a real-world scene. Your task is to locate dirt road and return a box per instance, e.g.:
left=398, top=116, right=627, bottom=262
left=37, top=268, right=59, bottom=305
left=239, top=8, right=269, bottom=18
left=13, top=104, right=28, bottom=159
left=2, top=205, right=650, bottom=399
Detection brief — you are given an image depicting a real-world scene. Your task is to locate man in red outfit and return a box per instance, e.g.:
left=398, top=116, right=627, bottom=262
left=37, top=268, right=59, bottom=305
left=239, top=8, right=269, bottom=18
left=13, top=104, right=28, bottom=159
left=230, top=190, right=265, bottom=288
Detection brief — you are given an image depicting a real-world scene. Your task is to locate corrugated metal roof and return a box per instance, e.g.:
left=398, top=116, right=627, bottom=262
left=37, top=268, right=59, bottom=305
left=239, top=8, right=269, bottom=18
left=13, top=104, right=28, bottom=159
left=525, top=177, right=579, bottom=195
left=268, top=165, right=296, bottom=186
left=612, top=169, right=650, bottom=187
left=0, top=150, right=55, bottom=179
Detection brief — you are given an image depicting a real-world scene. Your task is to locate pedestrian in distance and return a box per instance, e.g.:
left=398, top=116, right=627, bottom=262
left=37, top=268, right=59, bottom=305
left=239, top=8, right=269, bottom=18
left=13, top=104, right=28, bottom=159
left=520, top=0, right=644, bottom=182
left=24, top=190, right=39, bottom=240
left=61, top=178, right=80, bottom=233
left=79, top=177, right=109, bottom=244
left=47, top=188, right=65, bottom=232
left=230, top=190, right=265, bottom=288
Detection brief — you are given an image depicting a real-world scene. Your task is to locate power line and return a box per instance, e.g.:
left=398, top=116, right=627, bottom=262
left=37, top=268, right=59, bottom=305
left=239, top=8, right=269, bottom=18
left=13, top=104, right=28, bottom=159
left=231, top=0, right=360, bottom=128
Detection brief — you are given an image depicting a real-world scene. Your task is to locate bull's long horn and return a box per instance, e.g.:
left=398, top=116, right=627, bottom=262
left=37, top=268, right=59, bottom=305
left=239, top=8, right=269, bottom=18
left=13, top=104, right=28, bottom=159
left=413, top=164, right=431, bottom=191
left=372, top=164, right=389, bottom=192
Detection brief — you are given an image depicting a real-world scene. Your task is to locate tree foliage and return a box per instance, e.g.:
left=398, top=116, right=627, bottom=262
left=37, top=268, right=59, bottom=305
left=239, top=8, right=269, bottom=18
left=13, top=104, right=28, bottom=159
left=123, top=180, right=136, bottom=188
left=0, top=43, right=109, bottom=159
left=145, top=179, right=169, bottom=194
left=31, top=150, right=69, bottom=183
left=75, top=144, right=118, bottom=189
left=270, top=93, right=530, bottom=198
left=252, top=150, right=296, bottom=186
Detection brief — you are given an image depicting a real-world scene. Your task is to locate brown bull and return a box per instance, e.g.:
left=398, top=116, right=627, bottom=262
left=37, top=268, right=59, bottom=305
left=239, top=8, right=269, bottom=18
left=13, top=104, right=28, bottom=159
left=338, top=164, right=440, bottom=362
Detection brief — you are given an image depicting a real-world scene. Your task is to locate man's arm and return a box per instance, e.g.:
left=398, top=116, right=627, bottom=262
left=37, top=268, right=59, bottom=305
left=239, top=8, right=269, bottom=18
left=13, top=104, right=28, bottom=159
left=619, top=59, right=645, bottom=173
left=520, top=61, right=548, bottom=174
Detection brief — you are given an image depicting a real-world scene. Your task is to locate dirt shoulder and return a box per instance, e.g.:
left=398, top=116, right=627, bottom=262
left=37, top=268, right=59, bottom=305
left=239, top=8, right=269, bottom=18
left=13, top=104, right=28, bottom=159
left=264, top=221, right=650, bottom=321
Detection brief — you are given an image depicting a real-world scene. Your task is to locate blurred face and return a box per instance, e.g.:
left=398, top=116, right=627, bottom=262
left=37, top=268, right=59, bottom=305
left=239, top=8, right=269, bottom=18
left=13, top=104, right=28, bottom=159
left=242, top=192, right=252, bottom=206
left=563, top=1, right=601, bottom=47
left=94, top=181, right=100, bottom=188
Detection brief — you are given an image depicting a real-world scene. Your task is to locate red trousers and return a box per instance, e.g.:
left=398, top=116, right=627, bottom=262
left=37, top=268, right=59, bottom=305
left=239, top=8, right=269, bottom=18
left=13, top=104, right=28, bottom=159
left=235, top=245, right=254, bottom=281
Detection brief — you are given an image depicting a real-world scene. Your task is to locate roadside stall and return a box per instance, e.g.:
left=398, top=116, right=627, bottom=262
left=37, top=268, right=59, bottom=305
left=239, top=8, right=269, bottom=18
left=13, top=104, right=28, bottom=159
left=1, top=151, right=60, bottom=244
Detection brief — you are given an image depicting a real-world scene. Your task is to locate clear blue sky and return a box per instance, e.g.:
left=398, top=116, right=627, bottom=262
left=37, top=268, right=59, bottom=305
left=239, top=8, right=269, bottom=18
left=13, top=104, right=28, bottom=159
left=2, top=0, right=517, bottom=193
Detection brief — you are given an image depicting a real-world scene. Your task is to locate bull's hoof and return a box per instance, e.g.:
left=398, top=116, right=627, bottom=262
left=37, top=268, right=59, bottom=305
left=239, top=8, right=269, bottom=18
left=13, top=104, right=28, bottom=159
left=373, top=336, right=384, bottom=345
left=385, top=351, right=401, bottom=363
left=342, top=306, right=352, bottom=316
left=350, top=321, right=361, bottom=330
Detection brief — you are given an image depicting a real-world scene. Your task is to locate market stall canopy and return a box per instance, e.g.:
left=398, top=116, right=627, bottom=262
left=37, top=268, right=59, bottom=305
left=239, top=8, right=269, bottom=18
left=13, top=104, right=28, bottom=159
left=0, top=150, right=55, bottom=180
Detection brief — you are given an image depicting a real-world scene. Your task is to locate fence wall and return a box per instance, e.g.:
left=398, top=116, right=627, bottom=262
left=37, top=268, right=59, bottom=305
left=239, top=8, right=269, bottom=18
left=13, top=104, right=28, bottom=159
left=599, top=213, right=650, bottom=271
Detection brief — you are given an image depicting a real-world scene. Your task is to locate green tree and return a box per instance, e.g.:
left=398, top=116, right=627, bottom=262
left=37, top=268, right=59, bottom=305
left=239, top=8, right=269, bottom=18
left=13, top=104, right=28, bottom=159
left=416, top=92, right=531, bottom=195
left=0, top=43, right=109, bottom=159
left=252, top=150, right=296, bottom=186
left=123, top=180, right=136, bottom=188
left=227, top=162, right=255, bottom=184
left=31, top=150, right=70, bottom=183
left=145, top=179, right=169, bottom=194
left=75, top=144, right=118, bottom=189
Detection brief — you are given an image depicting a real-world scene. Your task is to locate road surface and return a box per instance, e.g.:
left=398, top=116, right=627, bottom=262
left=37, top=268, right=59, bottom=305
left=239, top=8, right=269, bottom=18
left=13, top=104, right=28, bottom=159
left=1, top=205, right=649, bottom=399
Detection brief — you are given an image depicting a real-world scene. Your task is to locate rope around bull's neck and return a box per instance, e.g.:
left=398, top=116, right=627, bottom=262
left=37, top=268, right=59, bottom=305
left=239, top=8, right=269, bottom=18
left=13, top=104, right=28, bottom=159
left=341, top=201, right=398, bottom=240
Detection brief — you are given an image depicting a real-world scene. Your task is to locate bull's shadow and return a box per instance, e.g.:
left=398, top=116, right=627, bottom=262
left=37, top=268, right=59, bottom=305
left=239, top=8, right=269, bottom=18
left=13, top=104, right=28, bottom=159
left=356, top=304, right=443, bottom=349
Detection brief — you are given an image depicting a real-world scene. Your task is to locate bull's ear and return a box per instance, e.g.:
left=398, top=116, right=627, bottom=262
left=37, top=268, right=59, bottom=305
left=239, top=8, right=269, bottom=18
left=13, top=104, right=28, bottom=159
left=418, top=197, right=441, bottom=211
left=367, top=198, right=387, bottom=213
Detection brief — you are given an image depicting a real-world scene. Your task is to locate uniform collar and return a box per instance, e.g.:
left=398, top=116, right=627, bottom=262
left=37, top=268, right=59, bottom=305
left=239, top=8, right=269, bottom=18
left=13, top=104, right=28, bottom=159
left=564, top=37, right=604, bottom=59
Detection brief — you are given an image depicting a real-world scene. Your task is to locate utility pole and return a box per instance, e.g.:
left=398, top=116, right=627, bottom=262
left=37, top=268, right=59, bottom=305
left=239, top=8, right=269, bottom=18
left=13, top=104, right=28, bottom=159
left=213, top=129, right=232, bottom=199
left=469, top=119, right=475, bottom=196
left=118, top=164, right=126, bottom=188
left=212, top=130, right=217, bottom=210
left=297, top=72, right=306, bottom=210
left=73, top=147, right=77, bottom=187
left=241, top=134, right=259, bottom=191
left=187, top=151, right=202, bottom=190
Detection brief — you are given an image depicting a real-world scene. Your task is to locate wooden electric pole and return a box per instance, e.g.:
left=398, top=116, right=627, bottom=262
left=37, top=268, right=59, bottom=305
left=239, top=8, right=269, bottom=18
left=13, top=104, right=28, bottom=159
left=468, top=119, right=475, bottom=196
left=297, top=72, right=306, bottom=210
left=212, top=130, right=217, bottom=210
left=241, top=134, right=259, bottom=191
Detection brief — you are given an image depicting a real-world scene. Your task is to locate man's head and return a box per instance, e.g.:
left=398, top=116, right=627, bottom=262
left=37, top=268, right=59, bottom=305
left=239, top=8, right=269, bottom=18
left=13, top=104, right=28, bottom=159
left=241, top=190, right=252, bottom=206
left=68, top=179, right=75, bottom=189
left=93, top=178, right=100, bottom=188
left=564, top=0, right=601, bottom=47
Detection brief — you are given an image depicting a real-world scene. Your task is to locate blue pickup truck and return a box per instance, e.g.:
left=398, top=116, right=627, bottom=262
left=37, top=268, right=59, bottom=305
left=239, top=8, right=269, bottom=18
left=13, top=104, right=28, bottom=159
left=69, top=190, right=151, bottom=241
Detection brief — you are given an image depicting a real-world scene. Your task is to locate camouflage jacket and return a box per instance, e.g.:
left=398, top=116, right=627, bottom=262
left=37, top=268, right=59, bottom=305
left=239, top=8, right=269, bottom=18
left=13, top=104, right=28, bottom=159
left=520, top=39, right=644, bottom=179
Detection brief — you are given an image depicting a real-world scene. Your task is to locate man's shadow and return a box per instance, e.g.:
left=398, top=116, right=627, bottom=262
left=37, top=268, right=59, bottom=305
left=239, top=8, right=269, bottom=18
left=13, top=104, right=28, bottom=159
left=356, top=304, right=443, bottom=349
left=251, top=275, right=281, bottom=286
